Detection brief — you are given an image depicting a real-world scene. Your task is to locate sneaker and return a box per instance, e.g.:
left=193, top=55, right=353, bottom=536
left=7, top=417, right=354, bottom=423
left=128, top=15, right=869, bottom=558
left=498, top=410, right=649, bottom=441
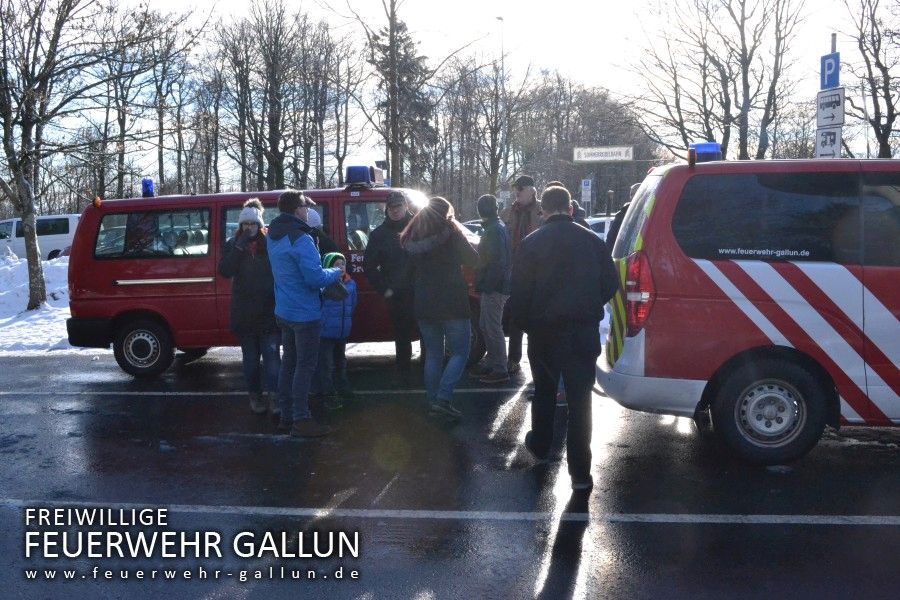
left=571, top=475, right=594, bottom=491
left=507, top=361, right=521, bottom=375
left=324, top=394, right=344, bottom=411
left=480, top=371, right=510, bottom=384
left=290, top=419, right=332, bottom=438
left=429, top=401, right=462, bottom=419
left=249, top=393, right=267, bottom=415
left=524, top=431, right=549, bottom=464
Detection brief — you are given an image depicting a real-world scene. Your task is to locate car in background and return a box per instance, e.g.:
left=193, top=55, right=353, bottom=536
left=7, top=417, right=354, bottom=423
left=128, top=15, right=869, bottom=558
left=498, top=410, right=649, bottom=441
left=0, top=214, right=80, bottom=260
left=461, top=220, right=484, bottom=236
left=585, top=216, right=614, bottom=240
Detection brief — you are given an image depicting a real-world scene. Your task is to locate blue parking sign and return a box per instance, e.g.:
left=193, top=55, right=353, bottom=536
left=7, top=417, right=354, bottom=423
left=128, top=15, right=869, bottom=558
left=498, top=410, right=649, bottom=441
left=821, top=52, right=840, bottom=90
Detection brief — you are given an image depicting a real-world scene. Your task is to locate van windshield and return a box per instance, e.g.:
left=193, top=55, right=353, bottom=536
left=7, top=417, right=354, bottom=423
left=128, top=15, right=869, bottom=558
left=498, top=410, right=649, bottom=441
left=612, top=174, right=663, bottom=259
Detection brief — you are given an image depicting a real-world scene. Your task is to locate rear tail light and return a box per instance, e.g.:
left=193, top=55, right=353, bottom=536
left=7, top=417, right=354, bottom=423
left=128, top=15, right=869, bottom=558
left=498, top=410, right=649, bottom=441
left=625, top=250, right=655, bottom=336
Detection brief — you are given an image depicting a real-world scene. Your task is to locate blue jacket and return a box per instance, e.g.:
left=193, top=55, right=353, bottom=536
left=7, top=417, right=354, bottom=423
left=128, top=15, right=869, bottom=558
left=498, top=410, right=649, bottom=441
left=267, top=213, right=342, bottom=323
left=321, top=278, right=357, bottom=340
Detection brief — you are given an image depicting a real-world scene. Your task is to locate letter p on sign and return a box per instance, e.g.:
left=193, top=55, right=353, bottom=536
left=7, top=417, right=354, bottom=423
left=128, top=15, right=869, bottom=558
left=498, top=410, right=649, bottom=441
left=821, top=52, right=840, bottom=90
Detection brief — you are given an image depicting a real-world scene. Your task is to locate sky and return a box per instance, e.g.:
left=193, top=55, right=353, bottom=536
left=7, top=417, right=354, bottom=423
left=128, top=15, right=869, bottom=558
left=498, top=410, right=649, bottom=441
left=128, top=0, right=870, bottom=164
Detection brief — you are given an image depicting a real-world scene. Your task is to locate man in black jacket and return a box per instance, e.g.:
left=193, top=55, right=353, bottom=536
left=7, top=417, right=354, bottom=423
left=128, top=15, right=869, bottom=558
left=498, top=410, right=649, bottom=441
left=363, top=191, right=415, bottom=372
left=508, top=185, right=619, bottom=492
left=472, top=194, right=512, bottom=384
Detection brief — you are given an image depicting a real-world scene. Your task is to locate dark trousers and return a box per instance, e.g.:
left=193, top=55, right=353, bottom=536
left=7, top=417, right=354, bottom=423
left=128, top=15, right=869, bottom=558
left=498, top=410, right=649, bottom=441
left=277, top=318, right=321, bottom=423
left=508, top=324, right=524, bottom=364
left=387, top=289, right=415, bottom=370
left=526, top=323, right=600, bottom=482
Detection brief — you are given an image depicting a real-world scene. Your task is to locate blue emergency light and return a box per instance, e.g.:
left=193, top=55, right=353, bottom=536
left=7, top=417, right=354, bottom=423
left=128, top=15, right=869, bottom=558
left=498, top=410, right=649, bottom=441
left=141, top=177, right=155, bottom=198
left=345, top=165, right=386, bottom=189
left=688, top=142, right=722, bottom=163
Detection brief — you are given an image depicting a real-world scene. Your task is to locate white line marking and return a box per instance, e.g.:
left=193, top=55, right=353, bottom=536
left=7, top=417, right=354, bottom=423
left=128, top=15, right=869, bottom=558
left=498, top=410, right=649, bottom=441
left=2, top=498, right=898, bottom=526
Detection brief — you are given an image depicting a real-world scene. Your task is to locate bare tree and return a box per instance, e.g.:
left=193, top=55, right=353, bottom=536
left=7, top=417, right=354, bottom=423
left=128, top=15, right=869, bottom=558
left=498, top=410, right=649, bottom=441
left=843, top=0, right=899, bottom=158
left=0, top=0, right=152, bottom=310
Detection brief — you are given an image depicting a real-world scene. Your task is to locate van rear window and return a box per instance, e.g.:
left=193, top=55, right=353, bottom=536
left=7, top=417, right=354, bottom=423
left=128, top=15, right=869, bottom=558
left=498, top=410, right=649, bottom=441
left=671, top=173, right=861, bottom=263
left=95, top=210, right=210, bottom=258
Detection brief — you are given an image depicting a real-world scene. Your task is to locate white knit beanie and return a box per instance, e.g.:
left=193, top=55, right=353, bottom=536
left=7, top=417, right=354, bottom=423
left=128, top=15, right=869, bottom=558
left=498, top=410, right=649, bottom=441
left=238, top=205, right=264, bottom=226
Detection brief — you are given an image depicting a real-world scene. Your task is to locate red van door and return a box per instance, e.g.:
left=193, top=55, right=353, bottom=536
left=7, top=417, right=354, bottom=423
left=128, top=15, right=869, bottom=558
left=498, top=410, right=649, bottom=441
left=91, top=205, right=218, bottom=348
left=860, top=170, right=900, bottom=424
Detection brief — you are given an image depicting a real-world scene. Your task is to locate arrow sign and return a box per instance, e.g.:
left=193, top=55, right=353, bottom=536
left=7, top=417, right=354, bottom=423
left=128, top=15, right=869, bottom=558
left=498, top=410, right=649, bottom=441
left=816, top=126, right=842, bottom=159
left=816, top=88, right=845, bottom=128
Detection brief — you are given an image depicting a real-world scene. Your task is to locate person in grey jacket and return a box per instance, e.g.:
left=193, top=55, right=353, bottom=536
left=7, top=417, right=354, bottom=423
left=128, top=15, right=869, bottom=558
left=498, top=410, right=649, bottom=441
left=218, top=198, right=280, bottom=416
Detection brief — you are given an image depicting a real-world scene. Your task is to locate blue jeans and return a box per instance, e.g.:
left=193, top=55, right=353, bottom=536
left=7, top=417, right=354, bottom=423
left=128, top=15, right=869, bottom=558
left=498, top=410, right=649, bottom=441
left=418, top=319, right=471, bottom=404
left=277, top=318, right=321, bottom=422
left=312, top=338, right=347, bottom=396
left=239, top=332, right=281, bottom=394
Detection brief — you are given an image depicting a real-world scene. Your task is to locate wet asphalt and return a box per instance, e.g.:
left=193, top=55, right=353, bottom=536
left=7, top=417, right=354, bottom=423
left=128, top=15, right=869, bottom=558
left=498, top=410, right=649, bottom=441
left=0, top=347, right=898, bottom=599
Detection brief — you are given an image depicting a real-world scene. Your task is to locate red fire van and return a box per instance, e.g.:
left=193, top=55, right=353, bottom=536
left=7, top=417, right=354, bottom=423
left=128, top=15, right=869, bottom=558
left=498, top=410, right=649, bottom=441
left=67, top=176, right=483, bottom=377
left=599, top=156, right=899, bottom=464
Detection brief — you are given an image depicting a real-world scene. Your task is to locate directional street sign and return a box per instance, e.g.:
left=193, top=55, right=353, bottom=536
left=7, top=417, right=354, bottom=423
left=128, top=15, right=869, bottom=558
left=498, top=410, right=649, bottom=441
left=816, top=126, right=842, bottom=158
left=817, top=87, right=845, bottom=128
left=573, top=146, right=633, bottom=163
left=821, top=52, right=840, bottom=89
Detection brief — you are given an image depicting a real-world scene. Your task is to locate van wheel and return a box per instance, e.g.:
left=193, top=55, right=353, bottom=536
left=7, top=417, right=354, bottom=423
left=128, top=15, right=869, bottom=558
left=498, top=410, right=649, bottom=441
left=47, top=250, right=60, bottom=260
left=467, top=315, right=486, bottom=367
left=711, top=358, right=827, bottom=465
left=113, top=319, right=174, bottom=378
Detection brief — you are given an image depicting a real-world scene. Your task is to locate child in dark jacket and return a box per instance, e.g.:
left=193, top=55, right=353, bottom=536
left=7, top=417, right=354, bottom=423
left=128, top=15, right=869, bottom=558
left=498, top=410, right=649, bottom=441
left=312, top=252, right=357, bottom=410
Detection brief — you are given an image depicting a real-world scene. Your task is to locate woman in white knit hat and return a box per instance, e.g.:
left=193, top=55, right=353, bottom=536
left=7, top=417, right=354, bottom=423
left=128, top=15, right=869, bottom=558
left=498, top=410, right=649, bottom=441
left=218, top=198, right=281, bottom=416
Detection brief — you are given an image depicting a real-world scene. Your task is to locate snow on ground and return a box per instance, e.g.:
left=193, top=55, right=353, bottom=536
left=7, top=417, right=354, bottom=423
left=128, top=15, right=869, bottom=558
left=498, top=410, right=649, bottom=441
left=0, top=252, right=101, bottom=355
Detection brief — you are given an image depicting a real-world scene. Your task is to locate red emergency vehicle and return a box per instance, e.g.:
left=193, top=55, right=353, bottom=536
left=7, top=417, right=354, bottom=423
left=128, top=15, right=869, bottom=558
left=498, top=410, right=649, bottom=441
left=599, top=154, right=899, bottom=463
left=67, top=170, right=484, bottom=377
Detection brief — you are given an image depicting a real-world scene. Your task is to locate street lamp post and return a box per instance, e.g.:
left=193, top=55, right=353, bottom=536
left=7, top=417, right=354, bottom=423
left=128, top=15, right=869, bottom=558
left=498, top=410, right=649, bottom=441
left=496, top=16, right=507, bottom=198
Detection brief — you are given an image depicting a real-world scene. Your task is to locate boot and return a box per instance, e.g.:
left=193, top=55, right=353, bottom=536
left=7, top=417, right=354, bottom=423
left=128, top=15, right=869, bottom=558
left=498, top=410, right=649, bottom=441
left=249, top=392, right=267, bottom=415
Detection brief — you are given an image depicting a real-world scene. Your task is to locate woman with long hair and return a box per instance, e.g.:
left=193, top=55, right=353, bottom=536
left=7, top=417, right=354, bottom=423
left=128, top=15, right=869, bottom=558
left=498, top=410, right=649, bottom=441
left=400, top=197, right=478, bottom=418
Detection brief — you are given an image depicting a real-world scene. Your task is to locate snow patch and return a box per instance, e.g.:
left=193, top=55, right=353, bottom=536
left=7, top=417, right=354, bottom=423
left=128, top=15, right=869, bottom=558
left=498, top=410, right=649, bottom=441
left=0, top=254, right=106, bottom=355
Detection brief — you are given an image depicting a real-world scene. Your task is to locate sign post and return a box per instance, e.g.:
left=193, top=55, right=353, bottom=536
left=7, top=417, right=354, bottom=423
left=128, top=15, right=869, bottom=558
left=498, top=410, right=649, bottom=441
left=816, top=37, right=843, bottom=158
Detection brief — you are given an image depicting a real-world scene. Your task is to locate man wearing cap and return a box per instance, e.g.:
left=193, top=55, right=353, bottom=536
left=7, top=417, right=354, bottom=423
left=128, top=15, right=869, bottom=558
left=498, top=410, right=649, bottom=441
left=267, top=190, right=343, bottom=438
left=500, top=174, right=542, bottom=375
left=363, top=191, right=415, bottom=374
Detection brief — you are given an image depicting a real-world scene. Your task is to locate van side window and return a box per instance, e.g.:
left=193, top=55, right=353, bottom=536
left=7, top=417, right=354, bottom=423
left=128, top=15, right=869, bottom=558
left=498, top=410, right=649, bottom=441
left=36, top=218, right=70, bottom=236
left=671, top=173, right=860, bottom=263
left=861, top=173, right=900, bottom=267
left=344, top=202, right=385, bottom=251
left=95, top=209, right=210, bottom=258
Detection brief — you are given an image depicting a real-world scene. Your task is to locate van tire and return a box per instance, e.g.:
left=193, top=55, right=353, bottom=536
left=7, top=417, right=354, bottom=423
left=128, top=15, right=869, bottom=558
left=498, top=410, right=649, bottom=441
left=711, top=358, right=827, bottom=465
left=113, top=319, right=174, bottom=378
left=47, top=250, right=60, bottom=260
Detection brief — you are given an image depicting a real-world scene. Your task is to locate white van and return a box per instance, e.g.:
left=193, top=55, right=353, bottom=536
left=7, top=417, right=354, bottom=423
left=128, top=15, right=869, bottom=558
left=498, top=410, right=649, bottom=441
left=0, top=214, right=80, bottom=260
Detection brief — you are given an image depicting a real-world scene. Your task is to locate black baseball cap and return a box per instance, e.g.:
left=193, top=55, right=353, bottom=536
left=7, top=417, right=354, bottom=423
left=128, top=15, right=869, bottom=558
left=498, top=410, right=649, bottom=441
left=513, top=175, right=535, bottom=189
